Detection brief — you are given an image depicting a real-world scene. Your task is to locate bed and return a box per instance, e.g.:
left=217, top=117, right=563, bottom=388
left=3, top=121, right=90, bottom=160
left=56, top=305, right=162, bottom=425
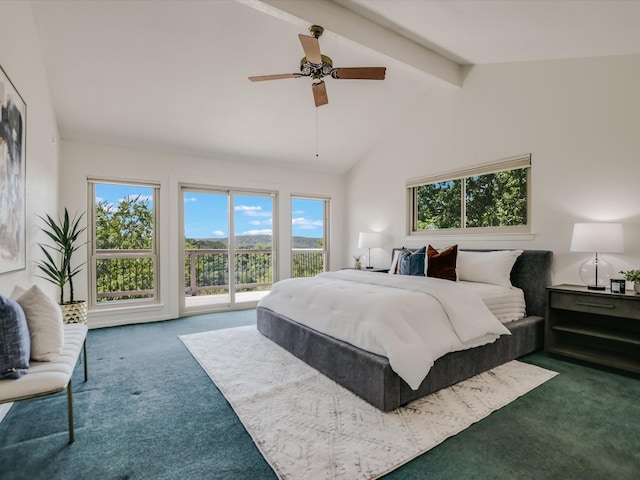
left=257, top=249, right=553, bottom=411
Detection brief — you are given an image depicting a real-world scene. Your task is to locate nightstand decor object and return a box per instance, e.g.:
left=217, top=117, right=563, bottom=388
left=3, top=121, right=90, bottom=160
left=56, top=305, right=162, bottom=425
left=358, top=232, right=383, bottom=269
left=610, top=279, right=626, bottom=294
left=570, top=222, right=623, bottom=290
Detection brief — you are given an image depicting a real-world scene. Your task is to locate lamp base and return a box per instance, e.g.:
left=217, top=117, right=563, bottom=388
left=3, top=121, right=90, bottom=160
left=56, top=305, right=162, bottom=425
left=579, top=255, right=612, bottom=291
left=366, top=266, right=374, bottom=269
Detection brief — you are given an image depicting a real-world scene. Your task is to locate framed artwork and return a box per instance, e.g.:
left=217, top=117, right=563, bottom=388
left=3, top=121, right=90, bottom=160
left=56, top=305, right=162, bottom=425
left=0, top=63, right=27, bottom=274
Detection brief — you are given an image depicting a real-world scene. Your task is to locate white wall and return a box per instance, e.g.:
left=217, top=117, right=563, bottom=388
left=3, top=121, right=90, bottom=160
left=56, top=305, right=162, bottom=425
left=345, top=55, right=640, bottom=285
left=0, top=2, right=60, bottom=299
left=59, top=140, right=344, bottom=327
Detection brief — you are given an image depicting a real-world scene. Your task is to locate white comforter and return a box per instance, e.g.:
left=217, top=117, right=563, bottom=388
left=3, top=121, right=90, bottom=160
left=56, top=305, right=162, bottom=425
left=257, top=270, right=511, bottom=390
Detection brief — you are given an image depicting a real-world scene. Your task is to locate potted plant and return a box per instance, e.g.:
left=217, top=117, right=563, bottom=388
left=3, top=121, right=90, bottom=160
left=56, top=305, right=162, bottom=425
left=619, top=270, right=640, bottom=294
left=35, top=208, right=88, bottom=323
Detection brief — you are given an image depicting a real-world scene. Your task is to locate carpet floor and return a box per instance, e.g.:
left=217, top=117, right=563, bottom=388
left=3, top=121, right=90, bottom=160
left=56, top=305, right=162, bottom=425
left=181, top=326, right=557, bottom=480
left=0, top=309, right=638, bottom=479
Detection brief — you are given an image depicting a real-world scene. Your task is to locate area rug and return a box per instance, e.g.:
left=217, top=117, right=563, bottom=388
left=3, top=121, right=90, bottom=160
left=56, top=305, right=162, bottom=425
left=180, top=326, right=557, bottom=480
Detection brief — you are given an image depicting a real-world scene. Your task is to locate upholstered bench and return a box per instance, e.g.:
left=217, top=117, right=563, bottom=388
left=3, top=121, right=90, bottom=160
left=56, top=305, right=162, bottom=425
left=0, top=323, right=88, bottom=443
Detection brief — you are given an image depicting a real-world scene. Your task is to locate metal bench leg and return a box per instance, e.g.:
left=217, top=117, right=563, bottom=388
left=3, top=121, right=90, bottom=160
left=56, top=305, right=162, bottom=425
left=83, top=340, right=88, bottom=382
left=67, top=380, right=74, bottom=443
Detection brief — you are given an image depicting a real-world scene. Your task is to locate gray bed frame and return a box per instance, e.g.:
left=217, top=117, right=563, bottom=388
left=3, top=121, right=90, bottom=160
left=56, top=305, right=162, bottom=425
left=257, top=249, right=553, bottom=411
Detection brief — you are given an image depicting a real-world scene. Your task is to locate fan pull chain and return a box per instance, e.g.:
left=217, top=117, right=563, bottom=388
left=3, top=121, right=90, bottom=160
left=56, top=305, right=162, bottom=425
left=315, top=108, right=319, bottom=157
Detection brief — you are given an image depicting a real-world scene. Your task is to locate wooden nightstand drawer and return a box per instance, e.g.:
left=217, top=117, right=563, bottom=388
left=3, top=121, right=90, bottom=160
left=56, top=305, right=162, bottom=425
left=549, top=291, right=640, bottom=321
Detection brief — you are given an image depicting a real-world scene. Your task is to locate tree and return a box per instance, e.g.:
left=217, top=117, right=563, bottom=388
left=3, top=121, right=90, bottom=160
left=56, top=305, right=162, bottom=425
left=466, top=169, right=527, bottom=227
left=416, top=180, right=462, bottom=230
left=95, top=195, right=154, bottom=301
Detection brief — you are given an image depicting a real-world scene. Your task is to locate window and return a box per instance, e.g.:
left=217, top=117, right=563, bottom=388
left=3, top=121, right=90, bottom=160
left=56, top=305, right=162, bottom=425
left=88, top=180, right=159, bottom=307
left=291, top=196, right=329, bottom=277
left=180, top=187, right=276, bottom=313
left=408, top=155, right=531, bottom=235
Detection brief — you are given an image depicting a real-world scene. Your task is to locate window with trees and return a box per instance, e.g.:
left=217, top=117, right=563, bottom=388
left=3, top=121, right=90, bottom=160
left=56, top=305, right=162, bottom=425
left=89, top=180, right=159, bottom=307
left=291, top=196, right=329, bottom=278
left=408, top=155, right=531, bottom=234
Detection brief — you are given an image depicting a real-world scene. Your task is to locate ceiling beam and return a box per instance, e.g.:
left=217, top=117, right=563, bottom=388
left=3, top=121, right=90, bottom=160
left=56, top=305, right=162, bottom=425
left=235, top=0, right=462, bottom=87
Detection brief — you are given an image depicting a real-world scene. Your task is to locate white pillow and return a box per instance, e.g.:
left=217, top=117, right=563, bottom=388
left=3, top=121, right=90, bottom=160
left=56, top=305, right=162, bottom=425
left=456, top=250, right=523, bottom=287
left=15, top=285, right=64, bottom=362
left=388, top=250, right=401, bottom=274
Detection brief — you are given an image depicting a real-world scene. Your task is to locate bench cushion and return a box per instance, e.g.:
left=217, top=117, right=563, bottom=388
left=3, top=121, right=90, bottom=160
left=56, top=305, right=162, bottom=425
left=0, top=296, right=31, bottom=379
left=0, top=323, right=87, bottom=402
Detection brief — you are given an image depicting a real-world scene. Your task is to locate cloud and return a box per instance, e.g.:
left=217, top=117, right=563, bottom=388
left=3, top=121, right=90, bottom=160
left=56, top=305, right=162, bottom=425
left=241, top=229, right=273, bottom=236
left=184, top=196, right=197, bottom=203
left=292, top=217, right=323, bottom=230
left=235, top=205, right=271, bottom=217
left=249, top=218, right=273, bottom=226
left=211, top=230, right=226, bottom=237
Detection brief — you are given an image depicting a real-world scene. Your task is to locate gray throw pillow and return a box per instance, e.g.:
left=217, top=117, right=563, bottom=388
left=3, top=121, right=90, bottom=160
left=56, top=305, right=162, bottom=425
left=0, top=295, right=31, bottom=379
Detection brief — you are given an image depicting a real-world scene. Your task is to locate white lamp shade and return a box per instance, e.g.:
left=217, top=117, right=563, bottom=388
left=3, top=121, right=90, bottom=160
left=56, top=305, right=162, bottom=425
left=358, top=232, right=382, bottom=249
left=570, top=223, right=624, bottom=253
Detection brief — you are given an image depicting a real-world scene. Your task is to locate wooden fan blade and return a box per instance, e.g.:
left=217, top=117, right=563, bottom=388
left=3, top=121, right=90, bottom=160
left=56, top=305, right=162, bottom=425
left=249, top=73, right=303, bottom=82
left=312, top=81, right=328, bottom=107
left=298, top=34, right=322, bottom=64
left=332, top=67, right=386, bottom=80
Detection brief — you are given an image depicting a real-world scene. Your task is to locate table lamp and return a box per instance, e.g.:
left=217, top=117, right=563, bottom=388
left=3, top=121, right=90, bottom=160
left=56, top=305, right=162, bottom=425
left=570, top=223, right=623, bottom=290
left=358, top=232, right=382, bottom=269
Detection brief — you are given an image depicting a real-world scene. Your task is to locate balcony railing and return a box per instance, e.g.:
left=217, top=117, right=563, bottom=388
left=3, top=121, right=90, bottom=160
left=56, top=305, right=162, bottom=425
left=185, top=249, right=273, bottom=296
left=292, top=249, right=325, bottom=278
left=96, top=248, right=326, bottom=303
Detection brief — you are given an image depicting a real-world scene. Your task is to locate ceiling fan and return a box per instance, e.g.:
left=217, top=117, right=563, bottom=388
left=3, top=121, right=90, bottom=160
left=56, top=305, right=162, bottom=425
left=249, top=25, right=386, bottom=107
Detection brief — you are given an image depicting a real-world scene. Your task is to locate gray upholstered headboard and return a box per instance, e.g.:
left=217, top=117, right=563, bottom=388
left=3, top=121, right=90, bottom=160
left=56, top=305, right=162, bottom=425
left=391, top=248, right=553, bottom=318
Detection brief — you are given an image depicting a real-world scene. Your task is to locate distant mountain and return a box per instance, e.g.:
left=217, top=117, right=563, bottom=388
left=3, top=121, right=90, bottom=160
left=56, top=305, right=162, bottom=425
left=186, top=235, right=322, bottom=249
left=292, top=236, right=323, bottom=248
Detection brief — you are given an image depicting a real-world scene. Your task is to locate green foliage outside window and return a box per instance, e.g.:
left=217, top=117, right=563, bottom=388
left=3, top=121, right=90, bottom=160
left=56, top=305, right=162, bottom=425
left=96, top=195, right=153, bottom=250
left=414, top=167, right=528, bottom=231
left=95, top=194, right=155, bottom=302
left=416, top=180, right=462, bottom=229
left=465, top=169, right=527, bottom=227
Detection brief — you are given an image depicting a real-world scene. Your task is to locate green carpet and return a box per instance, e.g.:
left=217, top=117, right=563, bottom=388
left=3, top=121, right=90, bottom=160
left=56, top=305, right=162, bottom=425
left=0, top=310, right=638, bottom=479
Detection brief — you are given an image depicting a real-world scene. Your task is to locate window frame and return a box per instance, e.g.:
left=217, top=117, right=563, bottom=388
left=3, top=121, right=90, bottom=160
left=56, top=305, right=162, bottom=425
left=407, top=154, right=531, bottom=236
left=88, top=179, right=160, bottom=309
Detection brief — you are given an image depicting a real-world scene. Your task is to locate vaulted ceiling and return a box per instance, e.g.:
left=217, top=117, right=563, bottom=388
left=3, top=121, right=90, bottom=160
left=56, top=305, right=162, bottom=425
left=32, top=0, right=640, bottom=174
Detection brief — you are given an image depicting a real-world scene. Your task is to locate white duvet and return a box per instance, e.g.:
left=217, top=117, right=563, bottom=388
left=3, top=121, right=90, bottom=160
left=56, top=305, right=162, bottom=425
left=257, top=270, right=511, bottom=390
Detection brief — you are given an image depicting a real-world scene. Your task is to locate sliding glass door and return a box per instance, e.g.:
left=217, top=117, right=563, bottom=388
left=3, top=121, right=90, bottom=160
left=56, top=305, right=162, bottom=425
left=181, top=186, right=275, bottom=314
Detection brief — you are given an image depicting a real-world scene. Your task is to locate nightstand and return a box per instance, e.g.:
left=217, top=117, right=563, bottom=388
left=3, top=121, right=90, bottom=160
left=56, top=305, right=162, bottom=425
left=545, top=284, right=640, bottom=374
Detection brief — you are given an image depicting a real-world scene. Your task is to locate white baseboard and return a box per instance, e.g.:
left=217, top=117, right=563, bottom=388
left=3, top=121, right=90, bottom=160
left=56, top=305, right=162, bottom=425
left=0, top=403, right=13, bottom=423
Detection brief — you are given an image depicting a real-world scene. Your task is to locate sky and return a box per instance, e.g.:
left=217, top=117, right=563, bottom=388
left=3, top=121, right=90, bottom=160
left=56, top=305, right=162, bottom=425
left=95, top=184, right=324, bottom=239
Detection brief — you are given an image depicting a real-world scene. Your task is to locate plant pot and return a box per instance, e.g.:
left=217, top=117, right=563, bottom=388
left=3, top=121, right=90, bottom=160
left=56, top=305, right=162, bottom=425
left=635, top=284, right=640, bottom=294
left=60, top=301, right=88, bottom=324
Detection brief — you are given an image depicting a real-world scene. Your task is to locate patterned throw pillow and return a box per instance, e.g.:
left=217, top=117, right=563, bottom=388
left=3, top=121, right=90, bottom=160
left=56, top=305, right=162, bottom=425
left=0, top=295, right=31, bottom=379
left=427, top=244, right=458, bottom=281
